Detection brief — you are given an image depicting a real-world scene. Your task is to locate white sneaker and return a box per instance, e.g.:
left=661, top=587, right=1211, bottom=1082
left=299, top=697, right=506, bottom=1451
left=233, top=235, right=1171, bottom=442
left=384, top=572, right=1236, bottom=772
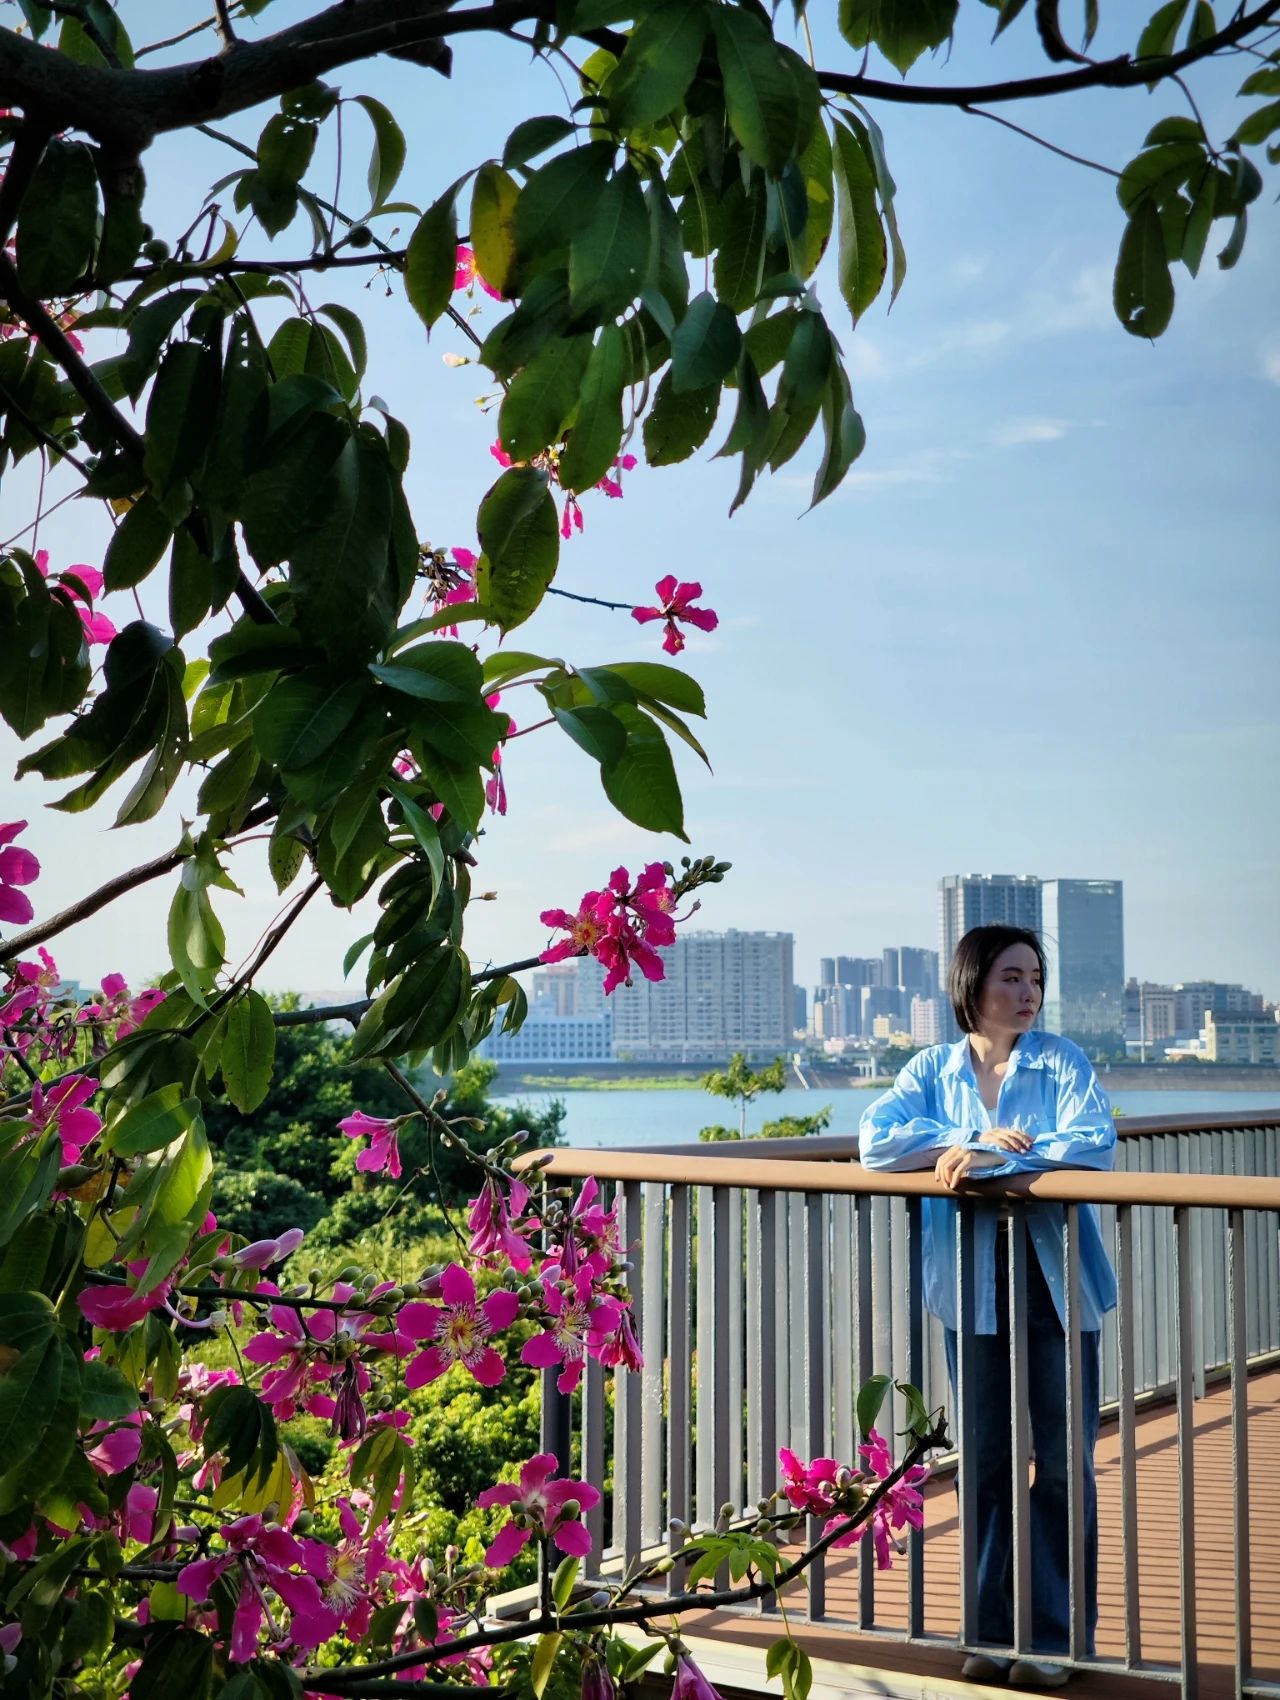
left=961, top=1654, right=1012, bottom=1681
left=1008, top=1659, right=1070, bottom=1689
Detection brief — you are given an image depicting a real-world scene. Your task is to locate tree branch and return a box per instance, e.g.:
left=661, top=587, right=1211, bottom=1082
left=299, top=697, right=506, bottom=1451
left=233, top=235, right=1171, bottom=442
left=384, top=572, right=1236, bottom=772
left=310, top=1426, right=940, bottom=1689
left=271, top=954, right=549, bottom=1029
left=817, top=2, right=1280, bottom=106
left=960, top=105, right=1122, bottom=178
left=0, top=118, right=52, bottom=250
left=0, top=842, right=192, bottom=967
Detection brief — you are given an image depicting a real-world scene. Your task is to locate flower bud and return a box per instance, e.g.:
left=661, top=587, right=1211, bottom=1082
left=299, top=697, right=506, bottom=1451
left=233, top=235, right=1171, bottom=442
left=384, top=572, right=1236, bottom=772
left=442, top=351, right=470, bottom=367
left=308, top=1269, right=324, bottom=1286
left=292, top=1510, right=314, bottom=1533
left=558, top=1499, right=581, bottom=1521
left=336, top=1265, right=362, bottom=1283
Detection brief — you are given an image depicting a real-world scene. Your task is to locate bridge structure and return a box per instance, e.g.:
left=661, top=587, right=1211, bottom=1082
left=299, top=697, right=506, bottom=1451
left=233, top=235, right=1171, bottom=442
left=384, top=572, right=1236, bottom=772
left=517, top=1111, right=1280, bottom=1699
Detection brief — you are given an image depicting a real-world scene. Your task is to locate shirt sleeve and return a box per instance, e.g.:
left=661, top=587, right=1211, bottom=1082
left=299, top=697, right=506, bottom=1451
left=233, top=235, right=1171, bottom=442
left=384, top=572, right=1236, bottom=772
left=857, top=1054, right=980, bottom=1170
left=975, top=1042, right=1117, bottom=1177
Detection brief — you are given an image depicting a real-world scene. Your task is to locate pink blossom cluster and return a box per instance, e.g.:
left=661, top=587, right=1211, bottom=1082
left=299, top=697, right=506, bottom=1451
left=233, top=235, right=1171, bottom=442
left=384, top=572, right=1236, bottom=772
left=540, top=862, right=679, bottom=994
left=521, top=1175, right=641, bottom=1393
left=489, top=440, right=638, bottom=540
left=34, top=548, right=115, bottom=646
left=778, top=1429, right=928, bottom=1571
left=0, top=819, right=39, bottom=925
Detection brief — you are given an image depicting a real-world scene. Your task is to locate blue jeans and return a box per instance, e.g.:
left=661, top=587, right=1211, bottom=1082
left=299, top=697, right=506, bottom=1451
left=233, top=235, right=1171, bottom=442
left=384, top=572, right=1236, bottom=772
left=943, top=1240, right=1100, bottom=1657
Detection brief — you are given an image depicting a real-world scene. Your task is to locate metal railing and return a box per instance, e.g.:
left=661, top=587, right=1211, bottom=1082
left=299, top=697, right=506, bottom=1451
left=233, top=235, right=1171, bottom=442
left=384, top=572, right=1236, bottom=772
left=525, top=1111, right=1280, bottom=1700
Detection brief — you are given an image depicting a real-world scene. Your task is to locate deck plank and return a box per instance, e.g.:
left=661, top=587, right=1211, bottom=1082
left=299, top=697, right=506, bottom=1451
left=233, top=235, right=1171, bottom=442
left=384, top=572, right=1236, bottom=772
left=684, top=1365, right=1280, bottom=1697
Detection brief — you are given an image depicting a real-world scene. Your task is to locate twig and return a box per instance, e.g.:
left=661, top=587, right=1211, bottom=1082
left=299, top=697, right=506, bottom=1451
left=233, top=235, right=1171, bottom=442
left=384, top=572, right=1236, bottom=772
left=0, top=842, right=193, bottom=966
left=545, top=585, right=634, bottom=612
left=271, top=955, right=549, bottom=1029
left=959, top=104, right=1122, bottom=177
left=213, top=0, right=239, bottom=49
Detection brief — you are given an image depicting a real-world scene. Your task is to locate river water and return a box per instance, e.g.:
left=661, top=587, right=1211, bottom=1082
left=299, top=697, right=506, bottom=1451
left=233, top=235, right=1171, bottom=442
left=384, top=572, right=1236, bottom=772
left=490, top=1084, right=1280, bottom=1149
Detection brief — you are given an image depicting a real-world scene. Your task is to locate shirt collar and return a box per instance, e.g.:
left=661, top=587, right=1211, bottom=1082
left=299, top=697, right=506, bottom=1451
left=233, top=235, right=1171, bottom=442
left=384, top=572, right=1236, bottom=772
left=939, top=1029, right=1047, bottom=1079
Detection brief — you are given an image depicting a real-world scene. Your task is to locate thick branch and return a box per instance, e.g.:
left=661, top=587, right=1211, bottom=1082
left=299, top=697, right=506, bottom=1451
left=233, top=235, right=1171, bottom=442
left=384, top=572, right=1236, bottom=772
left=0, top=841, right=191, bottom=967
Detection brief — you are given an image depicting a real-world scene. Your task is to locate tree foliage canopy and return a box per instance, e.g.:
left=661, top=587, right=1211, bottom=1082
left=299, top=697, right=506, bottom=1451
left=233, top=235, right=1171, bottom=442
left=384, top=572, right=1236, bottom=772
left=0, top=0, right=1275, bottom=1694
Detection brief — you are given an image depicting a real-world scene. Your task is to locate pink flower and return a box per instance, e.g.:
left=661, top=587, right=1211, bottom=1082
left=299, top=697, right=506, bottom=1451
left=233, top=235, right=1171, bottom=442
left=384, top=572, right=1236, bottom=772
left=291, top=1498, right=391, bottom=1644
left=476, top=1452, right=600, bottom=1567
left=521, top=1274, right=621, bottom=1394
left=595, top=452, right=637, bottom=499
left=560, top=492, right=584, bottom=539
left=671, top=1653, right=723, bottom=1700
left=0, top=821, right=39, bottom=926
left=339, top=1110, right=404, bottom=1180
left=539, top=889, right=611, bottom=965
left=592, top=1304, right=643, bottom=1372
left=454, top=243, right=503, bottom=300
left=399, top=1262, right=518, bottom=1388
left=490, top=440, right=514, bottom=469
left=631, top=575, right=718, bottom=656
left=80, top=973, right=165, bottom=1038
left=857, top=1428, right=928, bottom=1570
left=778, top=1448, right=841, bottom=1518
left=79, top=1275, right=173, bottom=1331
left=230, top=1226, right=305, bottom=1271
left=467, top=1175, right=535, bottom=1272
left=34, top=549, right=115, bottom=646
left=85, top=1413, right=143, bottom=1475
left=177, top=1512, right=326, bottom=1663
left=594, top=908, right=665, bottom=996
left=540, top=865, right=683, bottom=995
left=485, top=690, right=511, bottom=815
left=581, top=1654, right=618, bottom=1700
left=29, top=1073, right=101, bottom=1163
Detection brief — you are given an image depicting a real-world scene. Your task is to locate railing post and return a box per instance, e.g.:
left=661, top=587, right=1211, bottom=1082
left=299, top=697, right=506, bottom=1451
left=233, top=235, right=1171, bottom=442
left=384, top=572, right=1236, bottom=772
left=804, top=1189, right=826, bottom=1621
left=1229, top=1206, right=1252, bottom=1700
left=1064, top=1203, right=1087, bottom=1665
left=1009, top=1211, right=1032, bottom=1659
left=1174, top=1205, right=1199, bottom=1700
left=666, top=1183, right=692, bottom=1591
left=956, top=1202, right=979, bottom=1649
left=1115, top=1202, right=1141, bottom=1667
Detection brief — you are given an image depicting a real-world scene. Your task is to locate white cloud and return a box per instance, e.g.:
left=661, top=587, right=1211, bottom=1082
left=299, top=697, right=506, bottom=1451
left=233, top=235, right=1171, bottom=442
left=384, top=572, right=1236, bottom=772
left=1261, top=337, right=1280, bottom=386
left=990, top=417, right=1070, bottom=447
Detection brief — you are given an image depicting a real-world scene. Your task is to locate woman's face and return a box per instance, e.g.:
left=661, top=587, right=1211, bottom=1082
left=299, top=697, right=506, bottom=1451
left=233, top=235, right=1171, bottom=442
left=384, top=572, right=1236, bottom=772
left=975, top=942, right=1043, bottom=1039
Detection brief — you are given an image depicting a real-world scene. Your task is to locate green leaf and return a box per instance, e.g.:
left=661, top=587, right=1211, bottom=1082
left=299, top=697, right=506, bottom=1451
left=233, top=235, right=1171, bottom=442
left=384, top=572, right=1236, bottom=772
left=644, top=370, right=719, bottom=465
left=371, top=640, right=483, bottom=703
left=714, top=173, right=768, bottom=312
left=843, top=103, right=906, bottom=305
left=318, top=302, right=369, bottom=386
left=1137, top=0, right=1191, bottom=62
left=105, top=1084, right=199, bottom=1157
left=1235, top=97, right=1280, bottom=146
left=557, top=325, right=628, bottom=493
left=809, top=364, right=866, bottom=510
left=129, top=1626, right=214, bottom=1700
left=0, top=1132, right=61, bottom=1251
left=405, top=178, right=464, bottom=330
left=671, top=290, right=741, bottom=394
left=387, top=780, right=446, bottom=887
left=552, top=704, right=628, bottom=765
left=502, top=114, right=577, bottom=169
left=475, top=467, right=560, bottom=630
left=221, top=990, right=276, bottom=1113
left=471, top=161, right=520, bottom=298
left=498, top=334, right=592, bottom=460
left=600, top=702, right=686, bottom=838
left=568, top=165, right=651, bottom=322
left=604, top=1, right=708, bottom=130
left=144, top=341, right=220, bottom=494
left=80, top=1359, right=142, bottom=1419
left=712, top=7, right=804, bottom=175
left=16, top=139, right=98, bottom=294
left=795, top=116, right=835, bottom=280
left=253, top=675, right=368, bottom=771
left=0, top=1294, right=59, bottom=1486
left=514, top=141, right=615, bottom=260
left=103, top=496, right=175, bottom=592
left=1114, top=198, right=1175, bottom=337
left=838, top=0, right=959, bottom=75
left=856, top=1371, right=892, bottom=1437
left=531, top=1632, right=562, bottom=1699
left=354, top=94, right=406, bottom=209
left=416, top=751, right=484, bottom=834
left=551, top=1553, right=580, bottom=1611
left=832, top=119, right=887, bottom=322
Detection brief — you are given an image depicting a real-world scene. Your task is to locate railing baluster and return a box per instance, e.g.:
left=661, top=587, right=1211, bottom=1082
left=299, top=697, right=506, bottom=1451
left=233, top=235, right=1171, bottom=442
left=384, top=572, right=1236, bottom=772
left=1115, top=1202, right=1141, bottom=1667
left=695, top=1186, right=715, bottom=1530
left=583, top=1355, right=606, bottom=1560
left=728, top=1186, right=745, bottom=1518
left=830, top=1193, right=854, bottom=1467
left=666, top=1184, right=691, bottom=1590
left=1174, top=1205, right=1199, bottom=1700
left=712, top=1186, right=732, bottom=1589
left=757, top=1190, right=780, bottom=1616
left=615, top=1180, right=644, bottom=1571
left=1229, top=1206, right=1251, bottom=1700
left=641, top=1182, right=666, bottom=1549
left=1064, top=1203, right=1087, bottom=1665
left=855, top=1191, right=875, bottom=1632
left=956, top=1203, right=979, bottom=1649
left=805, top=1191, right=826, bottom=1621
left=904, top=1193, right=924, bottom=1640
left=1009, top=1212, right=1032, bottom=1659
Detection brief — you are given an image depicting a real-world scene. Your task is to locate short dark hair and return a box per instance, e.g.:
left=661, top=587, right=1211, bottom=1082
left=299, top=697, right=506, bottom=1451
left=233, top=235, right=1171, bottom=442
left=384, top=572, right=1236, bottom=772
left=948, top=925, right=1047, bottom=1035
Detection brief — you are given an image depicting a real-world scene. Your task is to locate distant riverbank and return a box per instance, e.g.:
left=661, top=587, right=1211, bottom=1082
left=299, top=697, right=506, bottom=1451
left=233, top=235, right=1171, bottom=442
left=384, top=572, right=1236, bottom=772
left=493, top=1061, right=1280, bottom=1094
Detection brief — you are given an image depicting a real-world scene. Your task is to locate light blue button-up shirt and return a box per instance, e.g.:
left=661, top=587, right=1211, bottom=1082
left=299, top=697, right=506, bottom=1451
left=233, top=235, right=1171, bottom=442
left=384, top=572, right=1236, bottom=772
left=857, top=1030, right=1118, bottom=1334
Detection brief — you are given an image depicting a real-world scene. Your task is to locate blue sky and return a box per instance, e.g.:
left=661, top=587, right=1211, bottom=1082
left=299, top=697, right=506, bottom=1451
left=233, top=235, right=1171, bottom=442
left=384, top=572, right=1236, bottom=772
left=2, top=2, right=1277, bottom=1002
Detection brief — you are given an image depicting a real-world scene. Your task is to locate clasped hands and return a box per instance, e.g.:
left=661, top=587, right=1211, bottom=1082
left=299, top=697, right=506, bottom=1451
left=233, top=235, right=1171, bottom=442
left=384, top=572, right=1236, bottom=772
left=934, top=1126, right=1033, bottom=1189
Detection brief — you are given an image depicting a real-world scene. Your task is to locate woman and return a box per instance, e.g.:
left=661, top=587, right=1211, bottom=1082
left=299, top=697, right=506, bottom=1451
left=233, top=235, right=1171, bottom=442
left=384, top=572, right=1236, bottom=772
left=858, top=925, right=1117, bottom=1690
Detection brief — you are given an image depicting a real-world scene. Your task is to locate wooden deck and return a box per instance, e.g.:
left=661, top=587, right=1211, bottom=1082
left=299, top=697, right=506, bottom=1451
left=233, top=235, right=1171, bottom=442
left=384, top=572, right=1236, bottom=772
left=674, top=1366, right=1280, bottom=1699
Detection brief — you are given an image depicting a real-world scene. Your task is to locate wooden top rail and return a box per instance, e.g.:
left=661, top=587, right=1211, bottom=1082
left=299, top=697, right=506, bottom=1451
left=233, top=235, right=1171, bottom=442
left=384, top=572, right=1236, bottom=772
left=612, top=1110, right=1280, bottom=1163
left=516, top=1146, right=1280, bottom=1212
